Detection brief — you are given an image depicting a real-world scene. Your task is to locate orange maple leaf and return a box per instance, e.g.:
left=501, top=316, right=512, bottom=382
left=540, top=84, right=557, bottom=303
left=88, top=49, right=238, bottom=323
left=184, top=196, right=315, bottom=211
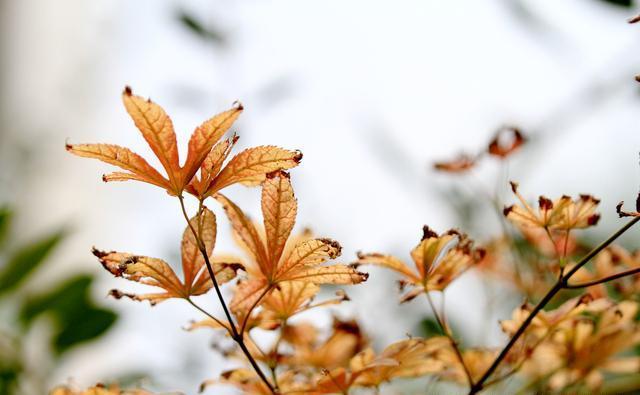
left=283, top=318, right=367, bottom=371
left=316, top=337, right=450, bottom=392
left=215, top=171, right=368, bottom=315
left=186, top=142, right=303, bottom=200
left=356, top=226, right=485, bottom=302
left=68, top=87, right=301, bottom=198
left=504, top=182, right=600, bottom=231
left=93, top=208, right=241, bottom=305
left=67, top=87, right=242, bottom=196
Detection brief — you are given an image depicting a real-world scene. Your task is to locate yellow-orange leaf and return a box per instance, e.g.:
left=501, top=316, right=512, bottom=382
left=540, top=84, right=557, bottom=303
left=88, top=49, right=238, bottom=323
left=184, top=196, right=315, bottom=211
left=69, top=87, right=245, bottom=195
left=181, top=208, right=217, bottom=289
left=261, top=281, right=320, bottom=319
left=50, top=383, right=155, bottom=395
left=94, top=249, right=184, bottom=304
left=262, top=171, right=297, bottom=268
left=276, top=238, right=342, bottom=279
left=355, top=252, right=419, bottom=283
left=190, top=135, right=238, bottom=196
left=206, top=146, right=302, bottom=196
left=182, top=105, right=243, bottom=185
left=189, top=261, right=243, bottom=296
left=215, top=172, right=367, bottom=318
left=504, top=182, right=600, bottom=231
left=92, top=210, right=241, bottom=305
left=230, top=278, right=270, bottom=314
left=350, top=337, right=450, bottom=388
left=282, top=264, right=368, bottom=285
left=356, top=227, right=484, bottom=299
left=215, top=193, right=269, bottom=274
left=65, top=143, right=169, bottom=189
left=286, top=319, right=366, bottom=370
left=122, top=88, right=181, bottom=189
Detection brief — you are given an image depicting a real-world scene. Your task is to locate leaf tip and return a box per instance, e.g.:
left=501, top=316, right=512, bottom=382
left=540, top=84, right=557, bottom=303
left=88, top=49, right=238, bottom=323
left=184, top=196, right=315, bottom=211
left=359, top=271, right=370, bottom=282
left=123, top=85, right=133, bottom=96
left=91, top=246, right=108, bottom=259
left=232, top=100, right=244, bottom=111
left=421, top=225, right=438, bottom=240
left=108, top=289, right=130, bottom=300
left=503, top=205, right=514, bottom=217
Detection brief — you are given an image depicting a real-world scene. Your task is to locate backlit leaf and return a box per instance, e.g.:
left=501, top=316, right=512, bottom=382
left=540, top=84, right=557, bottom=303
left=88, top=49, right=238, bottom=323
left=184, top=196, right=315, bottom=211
left=182, top=105, right=243, bottom=185
left=261, top=171, right=297, bottom=267
left=206, top=146, right=302, bottom=195
left=122, top=88, right=181, bottom=189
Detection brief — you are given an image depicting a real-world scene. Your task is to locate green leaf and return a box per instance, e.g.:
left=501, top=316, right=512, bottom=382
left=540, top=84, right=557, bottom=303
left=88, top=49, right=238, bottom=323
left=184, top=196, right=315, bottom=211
left=19, top=275, right=118, bottom=354
left=0, top=230, right=65, bottom=294
left=0, top=368, right=21, bottom=395
left=0, top=331, right=22, bottom=395
left=419, top=317, right=445, bottom=337
left=53, top=307, right=117, bottom=354
left=177, top=10, right=225, bottom=44
left=0, top=207, right=11, bottom=250
left=597, top=0, right=633, bottom=7
left=19, top=275, right=92, bottom=325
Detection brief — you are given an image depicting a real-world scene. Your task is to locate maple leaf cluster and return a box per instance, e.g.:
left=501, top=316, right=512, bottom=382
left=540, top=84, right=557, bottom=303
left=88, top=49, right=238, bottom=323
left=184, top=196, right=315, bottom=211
left=61, top=83, right=640, bottom=395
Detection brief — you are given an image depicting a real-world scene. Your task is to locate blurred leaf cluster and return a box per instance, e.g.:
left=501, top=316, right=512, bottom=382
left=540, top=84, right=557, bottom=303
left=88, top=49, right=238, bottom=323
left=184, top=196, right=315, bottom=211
left=0, top=207, right=117, bottom=395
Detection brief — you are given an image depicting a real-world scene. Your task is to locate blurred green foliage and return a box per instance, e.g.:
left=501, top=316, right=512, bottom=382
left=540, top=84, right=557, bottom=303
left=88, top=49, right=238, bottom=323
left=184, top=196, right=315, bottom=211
left=599, top=0, right=634, bottom=7
left=0, top=207, right=117, bottom=395
left=177, top=10, right=226, bottom=44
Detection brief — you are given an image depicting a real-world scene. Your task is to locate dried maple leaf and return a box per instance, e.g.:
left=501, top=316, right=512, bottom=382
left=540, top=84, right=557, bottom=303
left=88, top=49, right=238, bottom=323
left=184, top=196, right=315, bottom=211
left=433, top=153, right=476, bottom=173
left=186, top=141, right=303, bottom=200
left=504, top=182, right=600, bottom=231
left=49, top=384, right=155, bottom=395
left=438, top=347, right=502, bottom=384
left=501, top=294, right=611, bottom=339
left=284, top=318, right=367, bottom=371
left=616, top=193, right=640, bottom=218
left=204, top=369, right=304, bottom=395
left=523, top=301, right=640, bottom=391
left=316, top=337, right=450, bottom=392
left=93, top=208, right=241, bottom=305
left=261, top=281, right=348, bottom=322
left=356, top=226, right=485, bottom=302
left=487, top=125, right=526, bottom=158
left=67, top=87, right=243, bottom=196
left=215, top=171, right=368, bottom=315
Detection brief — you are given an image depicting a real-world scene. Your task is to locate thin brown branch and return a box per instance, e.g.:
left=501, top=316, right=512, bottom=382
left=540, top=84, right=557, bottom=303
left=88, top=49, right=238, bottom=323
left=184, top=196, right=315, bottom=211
left=186, top=297, right=230, bottom=332
left=178, top=196, right=276, bottom=394
left=565, top=266, right=640, bottom=289
left=469, top=216, right=640, bottom=394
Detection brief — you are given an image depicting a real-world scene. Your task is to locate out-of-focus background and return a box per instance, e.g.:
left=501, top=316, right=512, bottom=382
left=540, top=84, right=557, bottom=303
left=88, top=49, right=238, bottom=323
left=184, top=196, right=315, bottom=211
left=0, top=0, right=638, bottom=393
